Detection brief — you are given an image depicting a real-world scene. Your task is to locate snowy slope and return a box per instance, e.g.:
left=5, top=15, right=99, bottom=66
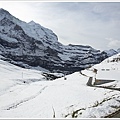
left=0, top=56, right=45, bottom=93
left=0, top=54, right=120, bottom=118
left=0, top=55, right=63, bottom=93
left=94, top=53, right=120, bottom=80
left=82, top=53, right=120, bottom=80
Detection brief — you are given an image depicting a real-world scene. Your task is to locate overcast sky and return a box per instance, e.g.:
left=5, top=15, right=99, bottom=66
left=0, top=1, right=120, bottom=50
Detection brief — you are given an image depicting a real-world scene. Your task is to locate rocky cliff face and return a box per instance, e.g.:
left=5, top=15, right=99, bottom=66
left=0, top=8, right=107, bottom=74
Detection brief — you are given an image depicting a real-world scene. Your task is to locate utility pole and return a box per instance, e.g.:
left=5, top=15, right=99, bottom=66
left=22, top=71, right=23, bottom=79
left=21, top=44, right=24, bottom=79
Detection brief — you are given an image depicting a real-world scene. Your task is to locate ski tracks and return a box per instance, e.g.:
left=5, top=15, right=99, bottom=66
left=2, top=85, right=48, bottom=111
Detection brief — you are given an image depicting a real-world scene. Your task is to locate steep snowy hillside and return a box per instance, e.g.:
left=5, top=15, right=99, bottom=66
left=0, top=8, right=107, bottom=74
left=0, top=55, right=63, bottom=93
left=0, top=54, right=119, bottom=118
left=0, top=55, right=45, bottom=92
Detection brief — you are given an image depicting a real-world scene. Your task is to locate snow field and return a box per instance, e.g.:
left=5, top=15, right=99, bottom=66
left=0, top=54, right=120, bottom=118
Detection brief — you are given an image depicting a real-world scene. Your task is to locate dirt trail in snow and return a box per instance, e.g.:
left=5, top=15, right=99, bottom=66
left=86, top=77, right=120, bottom=91
left=93, top=85, right=120, bottom=91
left=80, top=70, right=120, bottom=118
left=105, top=110, right=120, bottom=118
left=80, top=70, right=120, bottom=91
left=79, top=71, right=89, bottom=77
left=111, top=111, right=120, bottom=118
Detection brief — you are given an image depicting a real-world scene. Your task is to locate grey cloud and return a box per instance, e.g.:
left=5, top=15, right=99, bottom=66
left=21, top=2, right=120, bottom=50
left=0, top=2, right=120, bottom=50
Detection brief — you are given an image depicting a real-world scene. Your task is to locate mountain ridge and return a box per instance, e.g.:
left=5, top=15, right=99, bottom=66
left=104, top=48, right=120, bottom=57
left=0, top=8, right=107, bottom=74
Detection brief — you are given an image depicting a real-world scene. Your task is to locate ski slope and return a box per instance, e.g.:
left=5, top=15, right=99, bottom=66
left=0, top=54, right=120, bottom=118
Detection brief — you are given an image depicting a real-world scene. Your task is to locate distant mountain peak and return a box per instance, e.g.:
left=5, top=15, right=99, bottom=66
left=117, top=48, right=120, bottom=53
left=28, top=20, right=37, bottom=25
left=0, top=8, right=10, bottom=15
left=104, top=48, right=120, bottom=57
left=0, top=8, right=13, bottom=22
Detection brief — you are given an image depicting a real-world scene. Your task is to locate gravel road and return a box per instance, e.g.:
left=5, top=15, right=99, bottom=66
left=111, top=111, right=120, bottom=118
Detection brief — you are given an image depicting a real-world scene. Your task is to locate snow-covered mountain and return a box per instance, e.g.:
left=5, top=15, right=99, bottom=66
left=104, top=48, right=120, bottom=57
left=0, top=8, right=107, bottom=74
left=0, top=51, right=120, bottom=118
left=117, top=48, right=120, bottom=53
